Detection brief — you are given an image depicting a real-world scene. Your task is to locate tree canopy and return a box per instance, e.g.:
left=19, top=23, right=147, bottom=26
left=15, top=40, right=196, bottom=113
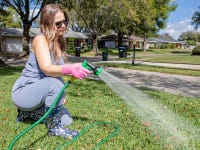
left=0, top=0, right=55, bottom=56
left=178, top=31, right=200, bottom=42
left=0, top=7, right=22, bottom=28
left=0, top=0, right=177, bottom=53
left=62, top=0, right=176, bottom=51
left=192, top=6, right=200, bottom=30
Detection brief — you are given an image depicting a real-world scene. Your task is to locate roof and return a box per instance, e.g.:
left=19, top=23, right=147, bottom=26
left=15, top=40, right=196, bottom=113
left=100, top=34, right=131, bottom=41
left=0, top=28, right=90, bottom=39
left=64, top=30, right=89, bottom=39
left=0, top=28, right=23, bottom=37
left=147, top=37, right=183, bottom=44
left=126, top=35, right=144, bottom=42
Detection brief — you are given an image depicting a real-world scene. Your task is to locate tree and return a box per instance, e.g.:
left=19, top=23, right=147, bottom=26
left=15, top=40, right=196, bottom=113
left=178, top=31, right=200, bottom=42
left=109, top=0, right=139, bottom=47
left=192, top=6, right=200, bottom=30
left=0, top=0, right=54, bottom=56
left=135, top=0, right=177, bottom=51
left=135, top=0, right=155, bottom=50
left=62, top=0, right=117, bottom=53
left=0, top=7, right=22, bottom=28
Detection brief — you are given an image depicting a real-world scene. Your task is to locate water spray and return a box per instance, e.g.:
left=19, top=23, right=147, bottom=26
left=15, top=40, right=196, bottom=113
left=98, top=69, right=200, bottom=149
left=8, top=60, right=118, bottom=150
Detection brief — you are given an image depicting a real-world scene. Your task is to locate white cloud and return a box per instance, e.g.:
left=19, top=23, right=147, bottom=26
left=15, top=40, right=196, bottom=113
left=159, top=19, right=200, bottom=40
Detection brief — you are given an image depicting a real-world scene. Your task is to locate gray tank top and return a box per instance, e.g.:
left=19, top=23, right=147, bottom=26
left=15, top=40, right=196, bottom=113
left=21, top=50, right=64, bottom=78
left=12, top=50, right=65, bottom=93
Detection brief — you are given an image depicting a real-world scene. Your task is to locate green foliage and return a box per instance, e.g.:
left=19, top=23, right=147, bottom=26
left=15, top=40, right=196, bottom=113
left=159, top=44, right=175, bottom=49
left=62, top=0, right=177, bottom=50
left=135, top=0, right=177, bottom=37
left=186, top=40, right=196, bottom=45
left=0, top=0, right=56, bottom=52
left=192, top=6, right=200, bottom=30
left=0, top=7, right=21, bottom=28
left=192, top=45, right=200, bottom=55
left=66, top=38, right=75, bottom=54
left=178, top=31, right=200, bottom=42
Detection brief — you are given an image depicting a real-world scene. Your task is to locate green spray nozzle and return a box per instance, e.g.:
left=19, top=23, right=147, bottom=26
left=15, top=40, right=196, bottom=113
left=82, top=60, right=103, bottom=76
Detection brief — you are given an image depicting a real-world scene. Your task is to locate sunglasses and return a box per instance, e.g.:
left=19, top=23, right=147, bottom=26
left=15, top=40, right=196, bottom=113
left=55, top=19, right=68, bottom=28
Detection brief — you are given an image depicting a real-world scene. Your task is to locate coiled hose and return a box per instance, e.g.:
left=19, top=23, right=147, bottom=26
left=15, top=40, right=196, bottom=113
left=8, top=78, right=119, bottom=150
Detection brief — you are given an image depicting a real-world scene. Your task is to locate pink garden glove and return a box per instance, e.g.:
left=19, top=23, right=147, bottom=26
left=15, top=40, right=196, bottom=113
left=61, top=63, right=90, bottom=79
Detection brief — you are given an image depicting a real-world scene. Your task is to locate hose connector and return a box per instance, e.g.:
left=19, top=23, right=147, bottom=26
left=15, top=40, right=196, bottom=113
left=82, top=60, right=103, bottom=76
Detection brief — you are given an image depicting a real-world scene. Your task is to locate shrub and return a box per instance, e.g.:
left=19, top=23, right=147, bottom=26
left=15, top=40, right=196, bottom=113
left=192, top=45, right=200, bottom=55
left=166, top=44, right=176, bottom=49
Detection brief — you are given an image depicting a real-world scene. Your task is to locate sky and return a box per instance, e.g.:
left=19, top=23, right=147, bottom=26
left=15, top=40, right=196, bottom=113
left=159, top=0, right=200, bottom=40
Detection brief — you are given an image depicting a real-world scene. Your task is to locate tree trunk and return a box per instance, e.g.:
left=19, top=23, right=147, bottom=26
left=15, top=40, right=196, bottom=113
left=143, top=32, right=147, bottom=51
left=92, top=33, right=98, bottom=54
left=19, top=22, right=31, bottom=58
left=92, top=37, right=98, bottom=53
left=118, top=30, right=123, bottom=47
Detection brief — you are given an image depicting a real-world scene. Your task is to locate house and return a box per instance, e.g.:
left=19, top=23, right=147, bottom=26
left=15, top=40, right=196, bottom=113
left=147, top=37, right=186, bottom=49
left=125, top=35, right=144, bottom=49
left=65, top=30, right=91, bottom=48
left=0, top=28, right=34, bottom=53
left=0, top=28, right=90, bottom=53
left=98, top=34, right=144, bottom=49
left=98, top=34, right=130, bottom=49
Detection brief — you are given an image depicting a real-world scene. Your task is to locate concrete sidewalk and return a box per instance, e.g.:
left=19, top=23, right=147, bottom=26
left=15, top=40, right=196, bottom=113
left=67, top=56, right=200, bottom=70
left=97, top=60, right=200, bottom=70
left=2, top=55, right=200, bottom=70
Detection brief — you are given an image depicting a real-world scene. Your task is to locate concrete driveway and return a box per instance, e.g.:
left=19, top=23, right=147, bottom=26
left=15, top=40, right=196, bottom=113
left=104, top=67, right=200, bottom=99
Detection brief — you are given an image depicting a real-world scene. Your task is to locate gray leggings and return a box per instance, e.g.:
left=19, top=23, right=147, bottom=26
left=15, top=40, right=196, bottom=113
left=12, top=77, right=73, bottom=126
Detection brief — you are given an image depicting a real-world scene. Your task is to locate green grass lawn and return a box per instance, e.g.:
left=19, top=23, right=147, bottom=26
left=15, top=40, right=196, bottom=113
left=0, top=66, right=200, bottom=150
left=137, top=53, right=200, bottom=64
left=81, top=48, right=200, bottom=65
left=92, top=48, right=200, bottom=77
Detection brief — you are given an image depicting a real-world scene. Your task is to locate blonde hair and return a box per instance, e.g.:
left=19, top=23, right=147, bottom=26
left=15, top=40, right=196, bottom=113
left=40, top=4, right=68, bottom=62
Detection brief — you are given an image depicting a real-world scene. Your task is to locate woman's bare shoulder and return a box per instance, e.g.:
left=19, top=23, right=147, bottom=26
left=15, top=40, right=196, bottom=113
left=32, top=34, right=48, bottom=53
left=33, top=34, right=46, bottom=43
left=32, top=34, right=48, bottom=48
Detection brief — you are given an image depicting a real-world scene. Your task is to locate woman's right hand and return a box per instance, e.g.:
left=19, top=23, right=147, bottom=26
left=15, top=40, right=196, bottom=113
left=61, top=63, right=90, bottom=79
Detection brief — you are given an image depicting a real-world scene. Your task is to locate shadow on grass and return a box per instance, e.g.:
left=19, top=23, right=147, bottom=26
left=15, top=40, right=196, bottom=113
left=73, top=115, right=108, bottom=124
left=171, top=51, right=191, bottom=54
left=21, top=134, right=47, bottom=150
left=0, top=66, right=23, bottom=76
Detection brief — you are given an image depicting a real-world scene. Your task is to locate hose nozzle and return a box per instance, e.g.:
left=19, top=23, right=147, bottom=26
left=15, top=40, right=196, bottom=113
left=82, top=60, right=103, bottom=76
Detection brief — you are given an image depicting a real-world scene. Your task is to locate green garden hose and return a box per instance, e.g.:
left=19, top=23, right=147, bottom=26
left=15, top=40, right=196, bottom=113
left=8, top=78, right=73, bottom=150
left=56, top=121, right=119, bottom=150
left=8, top=61, right=119, bottom=150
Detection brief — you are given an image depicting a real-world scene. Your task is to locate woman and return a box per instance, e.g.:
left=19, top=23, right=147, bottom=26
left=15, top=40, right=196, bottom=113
left=11, top=4, right=90, bottom=139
